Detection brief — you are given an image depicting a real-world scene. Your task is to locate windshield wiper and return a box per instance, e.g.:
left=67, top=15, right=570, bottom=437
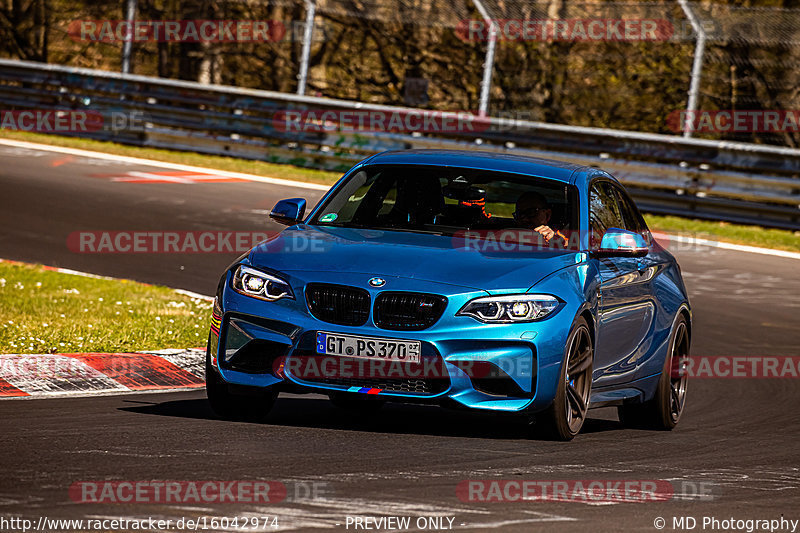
left=315, top=221, right=445, bottom=236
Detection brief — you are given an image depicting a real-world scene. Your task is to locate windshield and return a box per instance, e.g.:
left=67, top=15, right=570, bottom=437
left=310, top=164, right=580, bottom=247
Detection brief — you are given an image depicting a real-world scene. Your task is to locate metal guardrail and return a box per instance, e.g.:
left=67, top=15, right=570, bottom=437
left=1, top=59, right=799, bottom=229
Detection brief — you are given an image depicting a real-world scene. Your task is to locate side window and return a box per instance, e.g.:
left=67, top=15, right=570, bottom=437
left=589, top=181, right=625, bottom=249
left=612, top=185, right=650, bottom=238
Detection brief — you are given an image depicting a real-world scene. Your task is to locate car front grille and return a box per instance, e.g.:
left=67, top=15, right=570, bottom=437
left=294, top=358, right=450, bottom=396
left=374, top=292, right=447, bottom=330
left=309, top=376, right=447, bottom=395
left=305, top=283, right=370, bottom=326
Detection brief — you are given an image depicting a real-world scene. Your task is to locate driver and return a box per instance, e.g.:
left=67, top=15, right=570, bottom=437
left=514, top=192, right=568, bottom=247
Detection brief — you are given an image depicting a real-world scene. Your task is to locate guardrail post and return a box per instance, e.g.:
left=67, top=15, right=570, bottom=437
left=472, top=0, right=497, bottom=117
left=677, top=0, right=707, bottom=138
left=297, top=0, right=317, bottom=95
left=121, top=0, right=137, bottom=74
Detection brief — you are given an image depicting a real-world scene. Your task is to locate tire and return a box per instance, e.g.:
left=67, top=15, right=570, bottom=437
left=206, top=347, right=277, bottom=422
left=328, top=392, right=385, bottom=413
left=537, top=317, right=594, bottom=441
left=618, top=315, right=689, bottom=430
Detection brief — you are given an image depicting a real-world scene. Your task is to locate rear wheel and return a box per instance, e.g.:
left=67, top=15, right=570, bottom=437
left=206, top=349, right=277, bottom=422
left=538, top=317, right=593, bottom=441
left=618, top=315, right=689, bottom=430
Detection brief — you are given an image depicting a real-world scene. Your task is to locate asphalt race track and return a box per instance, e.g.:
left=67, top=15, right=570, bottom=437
left=1, top=141, right=799, bottom=532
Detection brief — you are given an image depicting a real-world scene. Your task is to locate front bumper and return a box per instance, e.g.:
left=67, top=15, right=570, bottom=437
left=209, top=272, right=575, bottom=414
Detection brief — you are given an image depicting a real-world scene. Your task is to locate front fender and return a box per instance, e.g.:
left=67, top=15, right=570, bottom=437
left=523, top=258, right=600, bottom=412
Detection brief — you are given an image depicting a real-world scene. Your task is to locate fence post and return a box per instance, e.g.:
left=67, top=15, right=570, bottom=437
left=472, top=0, right=497, bottom=117
left=677, top=0, right=707, bottom=138
left=297, top=0, right=317, bottom=95
left=121, top=0, right=137, bottom=74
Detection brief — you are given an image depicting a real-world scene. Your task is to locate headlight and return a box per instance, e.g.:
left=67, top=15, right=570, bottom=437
left=231, top=265, right=294, bottom=302
left=457, top=294, right=560, bottom=323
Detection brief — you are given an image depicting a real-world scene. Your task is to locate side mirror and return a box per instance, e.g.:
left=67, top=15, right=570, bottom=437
left=592, top=228, right=648, bottom=258
left=269, top=198, right=307, bottom=226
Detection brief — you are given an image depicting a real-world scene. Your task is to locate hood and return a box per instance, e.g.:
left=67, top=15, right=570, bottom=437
left=248, top=225, right=582, bottom=292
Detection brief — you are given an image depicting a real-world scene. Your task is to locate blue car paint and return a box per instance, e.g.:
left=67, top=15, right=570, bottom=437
left=208, top=150, right=691, bottom=414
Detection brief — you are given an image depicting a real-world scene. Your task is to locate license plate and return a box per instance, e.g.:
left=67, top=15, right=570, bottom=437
left=316, top=332, right=421, bottom=363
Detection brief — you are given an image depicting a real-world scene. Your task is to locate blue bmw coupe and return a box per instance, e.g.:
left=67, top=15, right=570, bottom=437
left=206, top=150, right=691, bottom=440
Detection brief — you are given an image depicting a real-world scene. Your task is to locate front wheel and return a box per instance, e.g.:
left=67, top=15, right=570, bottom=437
left=537, top=317, right=593, bottom=441
left=618, top=315, right=689, bottom=430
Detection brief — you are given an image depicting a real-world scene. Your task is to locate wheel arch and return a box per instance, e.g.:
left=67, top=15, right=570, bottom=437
left=580, top=308, right=596, bottom=348
left=678, top=305, right=692, bottom=348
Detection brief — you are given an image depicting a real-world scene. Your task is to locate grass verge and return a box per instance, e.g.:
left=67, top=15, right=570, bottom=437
left=0, top=261, right=211, bottom=354
left=645, top=215, right=800, bottom=253
left=2, top=130, right=799, bottom=253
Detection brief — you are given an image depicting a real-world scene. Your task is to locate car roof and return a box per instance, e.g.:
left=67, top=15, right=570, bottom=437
left=363, top=149, right=594, bottom=184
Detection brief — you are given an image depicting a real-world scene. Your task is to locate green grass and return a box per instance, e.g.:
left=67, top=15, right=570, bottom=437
left=0, top=261, right=212, bottom=354
left=645, top=215, right=800, bottom=253
left=3, top=130, right=799, bottom=253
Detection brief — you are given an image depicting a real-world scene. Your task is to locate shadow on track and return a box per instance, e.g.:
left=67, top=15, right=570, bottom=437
left=119, top=393, right=625, bottom=440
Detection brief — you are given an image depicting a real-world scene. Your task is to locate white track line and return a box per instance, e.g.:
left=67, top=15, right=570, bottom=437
left=173, top=288, right=214, bottom=302
left=1, top=138, right=798, bottom=260
left=0, top=138, right=330, bottom=191
left=651, top=232, right=800, bottom=260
